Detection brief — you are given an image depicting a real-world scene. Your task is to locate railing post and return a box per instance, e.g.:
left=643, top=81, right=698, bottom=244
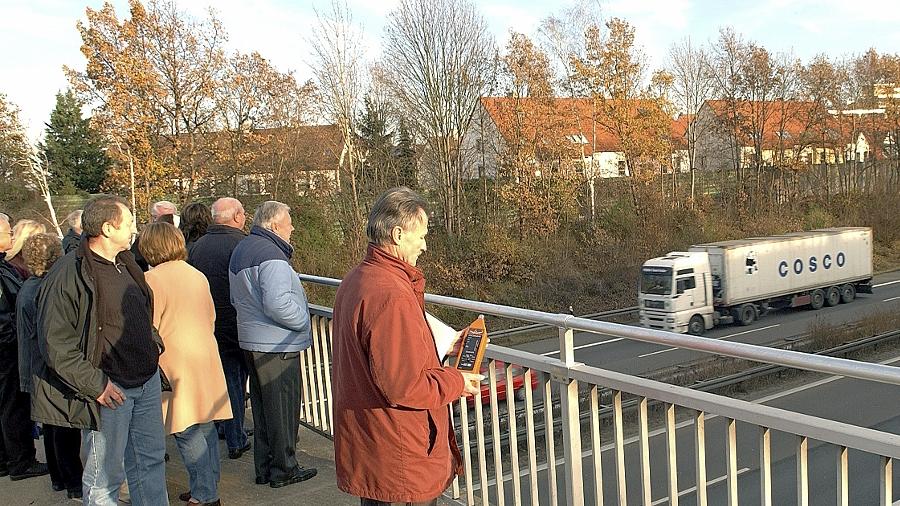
left=558, top=325, right=584, bottom=506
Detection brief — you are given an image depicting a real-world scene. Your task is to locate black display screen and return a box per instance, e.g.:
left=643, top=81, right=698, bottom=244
left=456, top=328, right=485, bottom=370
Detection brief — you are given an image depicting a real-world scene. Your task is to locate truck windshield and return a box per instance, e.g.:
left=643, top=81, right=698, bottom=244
left=640, top=267, right=673, bottom=295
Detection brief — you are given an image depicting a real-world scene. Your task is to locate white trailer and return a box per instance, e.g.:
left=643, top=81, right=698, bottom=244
left=639, top=228, right=874, bottom=334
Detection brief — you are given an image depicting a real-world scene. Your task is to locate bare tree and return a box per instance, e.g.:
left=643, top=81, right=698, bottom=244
left=668, top=37, right=714, bottom=206
left=381, top=0, right=497, bottom=235
left=0, top=93, right=61, bottom=234
left=309, top=0, right=367, bottom=248
left=708, top=27, right=750, bottom=187
left=536, top=0, right=602, bottom=98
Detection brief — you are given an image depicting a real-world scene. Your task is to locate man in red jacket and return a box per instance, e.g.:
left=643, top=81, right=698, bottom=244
left=332, top=187, right=481, bottom=505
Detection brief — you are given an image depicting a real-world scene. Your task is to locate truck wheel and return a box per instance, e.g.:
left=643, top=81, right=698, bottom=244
left=810, top=289, right=825, bottom=310
left=840, top=284, right=856, bottom=303
left=688, top=315, right=705, bottom=336
left=825, top=286, right=841, bottom=307
left=737, top=304, right=756, bottom=326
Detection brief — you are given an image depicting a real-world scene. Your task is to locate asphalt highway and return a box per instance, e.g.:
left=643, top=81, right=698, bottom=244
left=514, top=270, right=900, bottom=376
left=458, top=271, right=900, bottom=504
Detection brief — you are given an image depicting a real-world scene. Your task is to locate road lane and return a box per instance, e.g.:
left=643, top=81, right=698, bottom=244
left=515, top=270, right=900, bottom=377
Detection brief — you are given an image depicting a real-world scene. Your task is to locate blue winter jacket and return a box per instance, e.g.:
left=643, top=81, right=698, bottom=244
left=228, top=226, right=312, bottom=353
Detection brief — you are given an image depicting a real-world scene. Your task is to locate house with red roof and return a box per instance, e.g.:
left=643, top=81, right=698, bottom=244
left=692, top=99, right=891, bottom=172
left=472, top=96, right=681, bottom=181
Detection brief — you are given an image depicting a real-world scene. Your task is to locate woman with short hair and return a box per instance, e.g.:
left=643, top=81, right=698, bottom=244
left=139, top=222, right=231, bottom=506
left=16, top=233, right=81, bottom=498
left=7, top=219, right=46, bottom=278
left=179, top=202, right=212, bottom=255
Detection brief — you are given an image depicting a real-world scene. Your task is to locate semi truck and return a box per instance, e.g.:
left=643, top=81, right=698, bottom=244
left=638, top=228, right=874, bottom=335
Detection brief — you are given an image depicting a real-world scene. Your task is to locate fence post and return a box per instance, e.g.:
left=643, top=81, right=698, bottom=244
left=558, top=325, right=584, bottom=506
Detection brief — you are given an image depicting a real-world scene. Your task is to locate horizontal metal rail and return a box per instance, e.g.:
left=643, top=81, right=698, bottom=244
left=300, top=273, right=900, bottom=506
left=490, top=306, right=639, bottom=338
left=300, top=273, right=900, bottom=387
left=473, top=328, right=900, bottom=453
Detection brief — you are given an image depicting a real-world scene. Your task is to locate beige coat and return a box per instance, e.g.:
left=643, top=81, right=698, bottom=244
left=145, top=260, right=232, bottom=434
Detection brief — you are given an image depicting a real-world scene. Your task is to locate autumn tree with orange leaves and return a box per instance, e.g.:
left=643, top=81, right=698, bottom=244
left=571, top=18, right=673, bottom=213
left=493, top=32, right=581, bottom=237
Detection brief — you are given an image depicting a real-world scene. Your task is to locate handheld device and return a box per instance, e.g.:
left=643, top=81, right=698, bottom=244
left=453, top=315, right=488, bottom=373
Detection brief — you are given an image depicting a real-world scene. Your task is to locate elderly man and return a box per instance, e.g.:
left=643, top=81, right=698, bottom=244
left=331, top=187, right=481, bottom=505
left=188, top=197, right=251, bottom=459
left=36, top=195, right=167, bottom=505
left=0, top=213, right=48, bottom=481
left=229, top=201, right=317, bottom=488
left=132, top=200, right=178, bottom=271
left=62, top=209, right=83, bottom=254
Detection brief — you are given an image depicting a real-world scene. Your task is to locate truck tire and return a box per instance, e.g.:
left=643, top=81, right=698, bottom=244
left=840, top=284, right=856, bottom=303
left=737, top=304, right=756, bottom=326
left=688, top=315, right=705, bottom=336
left=810, top=289, right=826, bottom=310
left=825, top=286, right=841, bottom=307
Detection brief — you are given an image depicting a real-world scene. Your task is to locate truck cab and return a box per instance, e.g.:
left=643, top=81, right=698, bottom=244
left=639, top=252, right=714, bottom=334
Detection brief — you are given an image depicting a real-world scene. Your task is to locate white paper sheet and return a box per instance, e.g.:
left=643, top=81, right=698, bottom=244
left=426, top=312, right=458, bottom=361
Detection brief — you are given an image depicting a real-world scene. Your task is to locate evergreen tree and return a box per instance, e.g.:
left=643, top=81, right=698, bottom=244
left=40, top=90, right=111, bottom=194
left=357, top=96, right=395, bottom=194
left=394, top=118, right=417, bottom=189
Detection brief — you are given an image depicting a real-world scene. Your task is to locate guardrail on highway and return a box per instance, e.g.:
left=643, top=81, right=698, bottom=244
left=298, top=274, right=900, bottom=506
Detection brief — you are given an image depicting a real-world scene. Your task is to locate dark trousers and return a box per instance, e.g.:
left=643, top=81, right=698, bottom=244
left=218, top=348, right=250, bottom=451
left=43, top=424, right=82, bottom=491
left=0, top=352, right=36, bottom=475
left=246, top=350, right=301, bottom=483
left=360, top=499, right=439, bottom=506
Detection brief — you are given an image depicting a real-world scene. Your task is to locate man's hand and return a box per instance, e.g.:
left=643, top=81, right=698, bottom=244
left=460, top=372, right=484, bottom=397
left=97, top=380, right=125, bottom=409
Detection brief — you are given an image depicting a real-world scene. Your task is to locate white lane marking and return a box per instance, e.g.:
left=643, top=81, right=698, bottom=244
left=884, top=296, right=900, bottom=303
left=639, top=348, right=676, bottom=358
left=480, top=352, right=900, bottom=491
left=638, top=324, right=781, bottom=358
left=540, top=337, right=625, bottom=357
left=725, top=324, right=781, bottom=338
left=649, top=469, right=751, bottom=506
left=874, top=279, right=900, bottom=288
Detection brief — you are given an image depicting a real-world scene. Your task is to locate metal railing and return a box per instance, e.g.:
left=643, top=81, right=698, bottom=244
left=296, top=274, right=900, bottom=506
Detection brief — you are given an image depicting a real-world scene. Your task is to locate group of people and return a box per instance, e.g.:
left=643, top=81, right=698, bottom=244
left=1, top=185, right=485, bottom=506
left=0, top=195, right=318, bottom=505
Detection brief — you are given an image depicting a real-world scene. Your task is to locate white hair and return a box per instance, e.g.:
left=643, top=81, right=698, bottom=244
left=253, top=201, right=290, bottom=230
left=150, top=200, right=178, bottom=219
left=211, top=197, right=243, bottom=224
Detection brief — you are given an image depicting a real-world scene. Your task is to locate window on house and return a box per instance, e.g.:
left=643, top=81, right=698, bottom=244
left=246, top=177, right=260, bottom=194
left=618, top=160, right=628, bottom=177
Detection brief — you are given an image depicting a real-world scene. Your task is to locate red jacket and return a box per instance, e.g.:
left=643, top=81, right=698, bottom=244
left=332, top=245, right=465, bottom=502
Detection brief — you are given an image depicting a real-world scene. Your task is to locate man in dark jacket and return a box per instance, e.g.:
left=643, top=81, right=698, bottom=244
left=61, top=209, right=83, bottom=254
left=188, top=196, right=251, bottom=459
left=0, top=213, right=48, bottom=481
left=36, top=195, right=167, bottom=505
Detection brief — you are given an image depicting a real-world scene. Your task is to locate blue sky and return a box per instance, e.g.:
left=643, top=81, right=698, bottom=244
left=1, top=0, right=898, bottom=140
